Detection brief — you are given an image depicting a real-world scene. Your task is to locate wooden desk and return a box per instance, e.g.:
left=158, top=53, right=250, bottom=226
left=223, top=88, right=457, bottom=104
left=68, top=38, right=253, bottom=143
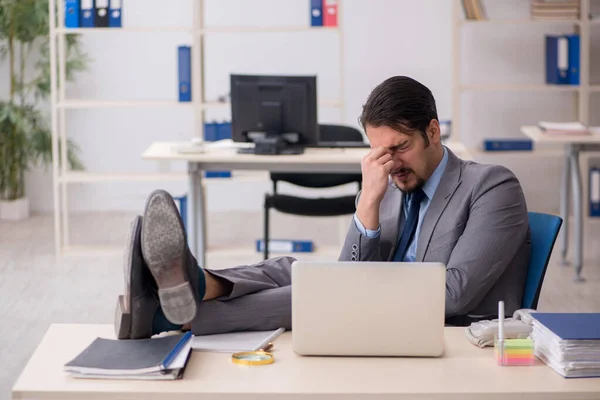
left=522, top=126, right=600, bottom=282
left=141, top=141, right=472, bottom=267
left=12, top=324, right=600, bottom=400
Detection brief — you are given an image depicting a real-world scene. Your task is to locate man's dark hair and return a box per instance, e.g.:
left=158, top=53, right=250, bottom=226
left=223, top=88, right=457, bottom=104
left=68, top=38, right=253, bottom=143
left=359, top=76, right=438, bottom=146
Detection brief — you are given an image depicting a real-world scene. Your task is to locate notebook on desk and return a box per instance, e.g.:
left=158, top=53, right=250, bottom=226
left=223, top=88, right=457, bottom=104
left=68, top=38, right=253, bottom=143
left=192, top=328, right=285, bottom=353
left=63, top=331, right=193, bottom=380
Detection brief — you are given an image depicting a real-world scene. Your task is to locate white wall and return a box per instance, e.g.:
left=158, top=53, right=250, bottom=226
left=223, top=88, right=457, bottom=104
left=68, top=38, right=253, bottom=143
left=22, top=0, right=600, bottom=215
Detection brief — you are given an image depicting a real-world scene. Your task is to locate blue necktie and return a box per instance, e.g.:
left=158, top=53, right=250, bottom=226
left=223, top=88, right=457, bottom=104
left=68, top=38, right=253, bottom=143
left=393, top=189, right=425, bottom=261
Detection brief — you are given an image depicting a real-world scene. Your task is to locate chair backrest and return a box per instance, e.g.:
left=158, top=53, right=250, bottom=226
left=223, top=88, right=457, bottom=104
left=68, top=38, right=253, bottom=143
left=521, top=211, right=563, bottom=310
left=318, top=124, right=365, bottom=142
left=271, top=124, right=364, bottom=189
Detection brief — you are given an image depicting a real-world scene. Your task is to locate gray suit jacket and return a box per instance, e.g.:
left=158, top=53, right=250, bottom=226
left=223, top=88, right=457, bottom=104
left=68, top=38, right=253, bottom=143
left=339, top=147, right=531, bottom=319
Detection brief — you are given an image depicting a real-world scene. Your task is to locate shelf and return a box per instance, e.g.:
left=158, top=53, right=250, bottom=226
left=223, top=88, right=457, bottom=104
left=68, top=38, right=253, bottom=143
left=460, top=84, right=580, bottom=92
left=468, top=148, right=564, bottom=157
left=58, top=99, right=342, bottom=109
left=206, top=99, right=342, bottom=108
left=55, top=27, right=198, bottom=34
left=459, top=18, right=580, bottom=26
left=203, top=25, right=339, bottom=33
left=58, top=100, right=196, bottom=109
left=54, top=26, right=339, bottom=35
left=59, top=172, right=187, bottom=183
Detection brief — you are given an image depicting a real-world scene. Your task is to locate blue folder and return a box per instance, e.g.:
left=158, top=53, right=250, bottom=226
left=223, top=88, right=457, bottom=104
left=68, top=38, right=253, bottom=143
left=590, top=167, right=600, bottom=217
left=109, top=0, right=122, bottom=28
left=483, top=139, right=533, bottom=152
left=567, top=34, right=580, bottom=85
left=65, top=0, right=80, bottom=28
left=204, top=122, right=231, bottom=178
left=80, top=0, right=94, bottom=27
left=545, top=34, right=580, bottom=85
left=533, top=313, right=600, bottom=340
left=310, top=0, right=323, bottom=26
left=178, top=46, right=191, bottom=102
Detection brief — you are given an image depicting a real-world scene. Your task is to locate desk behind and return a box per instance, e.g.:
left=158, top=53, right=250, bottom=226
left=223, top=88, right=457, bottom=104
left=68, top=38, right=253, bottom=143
left=12, top=324, right=600, bottom=400
left=142, top=141, right=473, bottom=172
left=140, top=140, right=472, bottom=267
left=521, top=125, right=600, bottom=282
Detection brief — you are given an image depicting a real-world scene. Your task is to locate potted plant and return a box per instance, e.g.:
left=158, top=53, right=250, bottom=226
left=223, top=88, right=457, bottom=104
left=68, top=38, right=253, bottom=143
left=0, top=0, right=87, bottom=220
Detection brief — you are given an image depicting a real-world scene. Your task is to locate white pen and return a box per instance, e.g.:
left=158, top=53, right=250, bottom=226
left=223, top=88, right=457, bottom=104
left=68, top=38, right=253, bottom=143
left=498, top=300, right=505, bottom=365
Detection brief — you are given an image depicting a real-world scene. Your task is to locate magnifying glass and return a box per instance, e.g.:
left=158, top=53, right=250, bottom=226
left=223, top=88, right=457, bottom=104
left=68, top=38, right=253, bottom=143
left=231, top=350, right=275, bottom=366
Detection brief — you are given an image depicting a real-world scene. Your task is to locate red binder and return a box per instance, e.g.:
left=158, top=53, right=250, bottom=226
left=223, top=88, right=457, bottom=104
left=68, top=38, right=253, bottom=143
left=323, top=0, right=338, bottom=27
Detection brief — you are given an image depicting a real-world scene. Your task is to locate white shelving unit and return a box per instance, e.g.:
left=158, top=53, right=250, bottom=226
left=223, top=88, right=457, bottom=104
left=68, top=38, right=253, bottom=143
left=451, top=0, right=594, bottom=148
left=48, top=0, right=345, bottom=256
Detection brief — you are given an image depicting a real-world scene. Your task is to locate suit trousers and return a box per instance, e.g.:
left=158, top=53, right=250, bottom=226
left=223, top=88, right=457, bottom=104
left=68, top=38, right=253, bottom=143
left=190, top=256, right=296, bottom=335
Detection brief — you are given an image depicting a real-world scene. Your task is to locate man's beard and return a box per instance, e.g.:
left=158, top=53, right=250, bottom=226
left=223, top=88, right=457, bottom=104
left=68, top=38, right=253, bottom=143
left=390, top=171, right=426, bottom=194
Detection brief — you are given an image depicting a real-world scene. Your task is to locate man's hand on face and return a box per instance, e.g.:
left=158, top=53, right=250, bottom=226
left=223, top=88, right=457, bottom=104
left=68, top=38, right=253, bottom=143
left=361, top=146, right=394, bottom=204
left=355, top=147, right=394, bottom=231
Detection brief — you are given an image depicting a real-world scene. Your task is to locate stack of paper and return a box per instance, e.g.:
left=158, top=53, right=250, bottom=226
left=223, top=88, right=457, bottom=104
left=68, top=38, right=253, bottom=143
left=531, top=313, right=600, bottom=378
left=538, top=121, right=590, bottom=136
left=64, top=331, right=193, bottom=380
left=192, top=328, right=285, bottom=353
left=531, top=1, right=580, bottom=20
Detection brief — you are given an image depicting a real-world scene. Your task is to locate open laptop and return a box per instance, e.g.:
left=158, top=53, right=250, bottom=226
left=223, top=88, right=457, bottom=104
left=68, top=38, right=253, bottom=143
left=291, top=261, right=446, bottom=357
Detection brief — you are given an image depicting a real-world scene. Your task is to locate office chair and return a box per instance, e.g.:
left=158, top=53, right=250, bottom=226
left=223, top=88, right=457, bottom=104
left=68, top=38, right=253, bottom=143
left=521, top=211, right=563, bottom=309
left=262, top=124, right=365, bottom=259
left=446, top=211, right=562, bottom=327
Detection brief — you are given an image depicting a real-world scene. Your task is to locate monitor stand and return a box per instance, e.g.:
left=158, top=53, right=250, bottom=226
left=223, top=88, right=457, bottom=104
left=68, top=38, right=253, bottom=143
left=238, top=132, right=304, bottom=155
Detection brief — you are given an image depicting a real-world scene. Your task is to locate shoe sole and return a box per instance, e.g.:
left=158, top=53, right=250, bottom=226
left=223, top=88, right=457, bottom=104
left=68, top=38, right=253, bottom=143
left=114, top=295, right=132, bottom=339
left=114, top=215, right=141, bottom=339
left=142, top=190, right=197, bottom=325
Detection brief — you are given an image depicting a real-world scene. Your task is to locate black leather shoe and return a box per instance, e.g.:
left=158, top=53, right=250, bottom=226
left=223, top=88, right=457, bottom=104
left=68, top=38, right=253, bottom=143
left=114, top=215, right=160, bottom=339
left=141, top=189, right=204, bottom=325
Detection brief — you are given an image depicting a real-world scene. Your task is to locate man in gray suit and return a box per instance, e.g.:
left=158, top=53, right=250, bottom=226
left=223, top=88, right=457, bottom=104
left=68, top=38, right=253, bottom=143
left=115, top=76, right=530, bottom=340
left=338, top=76, right=530, bottom=324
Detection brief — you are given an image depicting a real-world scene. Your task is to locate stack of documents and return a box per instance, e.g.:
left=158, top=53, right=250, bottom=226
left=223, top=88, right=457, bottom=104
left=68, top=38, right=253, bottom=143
left=64, top=331, right=193, bottom=380
left=192, top=328, right=285, bottom=353
left=531, top=313, right=600, bottom=378
left=531, top=1, right=580, bottom=20
left=538, top=121, right=590, bottom=136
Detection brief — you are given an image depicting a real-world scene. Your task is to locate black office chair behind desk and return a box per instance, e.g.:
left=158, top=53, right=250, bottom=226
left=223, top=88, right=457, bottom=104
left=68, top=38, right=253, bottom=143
left=262, top=124, right=365, bottom=260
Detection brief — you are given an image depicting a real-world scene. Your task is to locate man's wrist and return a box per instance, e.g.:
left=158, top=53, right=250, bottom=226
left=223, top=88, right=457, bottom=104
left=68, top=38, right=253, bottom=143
left=356, top=197, right=380, bottom=231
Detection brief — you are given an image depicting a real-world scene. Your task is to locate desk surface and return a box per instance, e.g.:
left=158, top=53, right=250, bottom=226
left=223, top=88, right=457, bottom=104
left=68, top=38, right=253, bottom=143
left=12, top=324, right=600, bottom=400
left=142, top=141, right=472, bottom=172
left=522, top=126, right=600, bottom=144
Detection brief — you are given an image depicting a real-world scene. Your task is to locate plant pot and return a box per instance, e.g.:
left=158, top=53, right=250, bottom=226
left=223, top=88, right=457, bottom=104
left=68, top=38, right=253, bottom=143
left=0, top=197, right=30, bottom=221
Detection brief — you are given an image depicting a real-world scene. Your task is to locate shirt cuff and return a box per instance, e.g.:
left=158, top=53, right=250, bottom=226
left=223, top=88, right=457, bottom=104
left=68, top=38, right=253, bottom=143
left=353, top=213, right=381, bottom=238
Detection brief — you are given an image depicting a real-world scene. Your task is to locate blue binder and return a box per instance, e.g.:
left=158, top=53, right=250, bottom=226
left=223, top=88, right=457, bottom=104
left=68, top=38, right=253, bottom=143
left=310, top=0, right=323, bottom=26
left=80, top=0, right=94, bottom=27
left=173, top=194, right=188, bottom=232
left=590, top=167, right=600, bottom=217
left=483, top=139, right=533, bottom=152
left=109, top=0, right=122, bottom=28
left=65, top=0, right=80, bottom=28
left=532, top=313, right=600, bottom=340
left=177, top=46, right=191, bottom=102
left=546, top=34, right=579, bottom=85
left=217, top=122, right=232, bottom=178
left=204, top=122, right=231, bottom=178
left=204, top=122, right=219, bottom=178
left=256, top=239, right=314, bottom=253
left=567, top=34, right=580, bottom=85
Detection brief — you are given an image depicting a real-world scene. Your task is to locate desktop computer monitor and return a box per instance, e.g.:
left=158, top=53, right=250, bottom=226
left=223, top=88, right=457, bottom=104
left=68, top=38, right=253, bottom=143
left=230, top=74, right=319, bottom=155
